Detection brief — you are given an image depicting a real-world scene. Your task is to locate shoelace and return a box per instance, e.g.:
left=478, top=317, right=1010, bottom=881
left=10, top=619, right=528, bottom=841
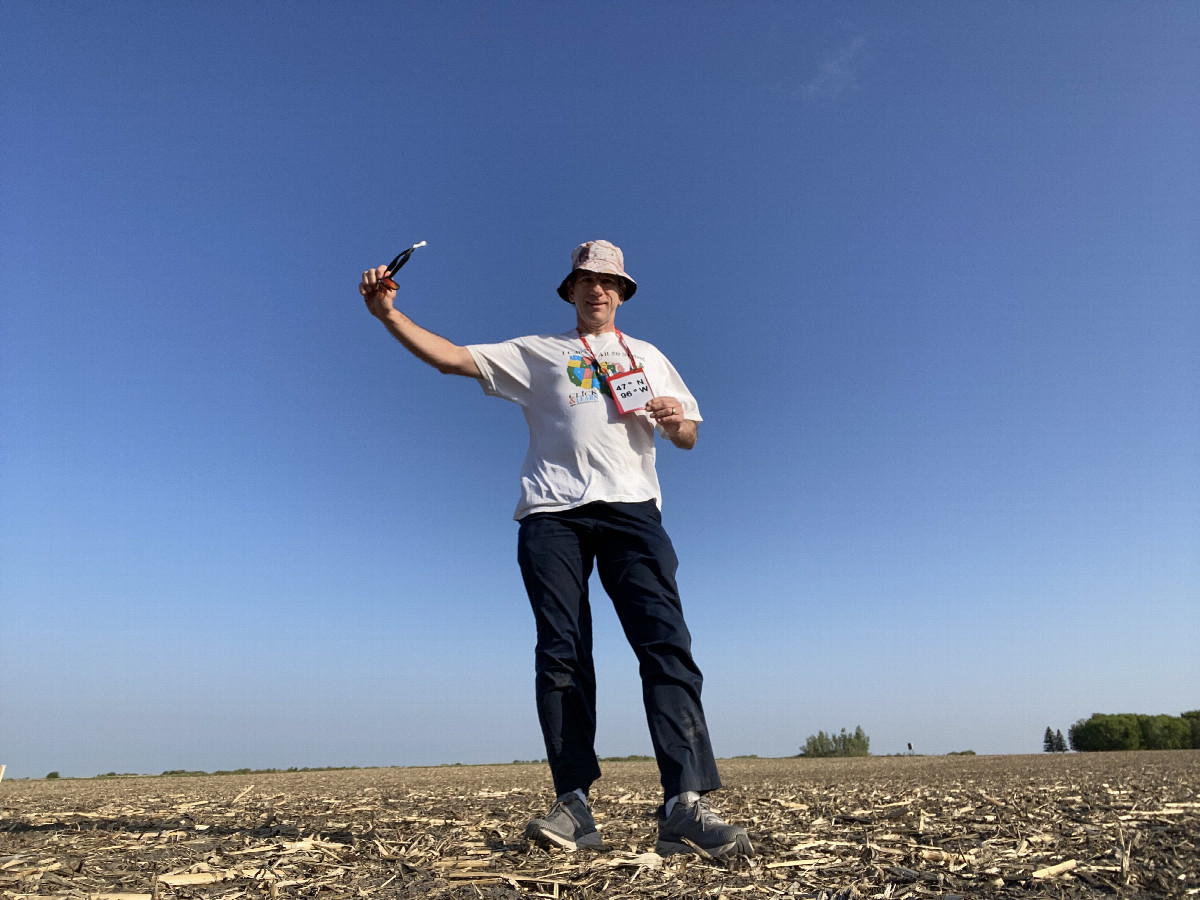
left=548, top=798, right=587, bottom=826
left=687, top=799, right=726, bottom=829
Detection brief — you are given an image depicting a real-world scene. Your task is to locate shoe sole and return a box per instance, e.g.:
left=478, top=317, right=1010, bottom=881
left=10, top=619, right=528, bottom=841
left=525, top=824, right=604, bottom=852
left=655, top=833, right=754, bottom=858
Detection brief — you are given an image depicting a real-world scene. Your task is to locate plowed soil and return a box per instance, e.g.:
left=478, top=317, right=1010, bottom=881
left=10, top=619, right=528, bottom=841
left=3, top=751, right=1197, bottom=899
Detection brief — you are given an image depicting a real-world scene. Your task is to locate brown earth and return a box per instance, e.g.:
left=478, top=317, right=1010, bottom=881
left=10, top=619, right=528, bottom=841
left=2, top=751, right=1197, bottom=899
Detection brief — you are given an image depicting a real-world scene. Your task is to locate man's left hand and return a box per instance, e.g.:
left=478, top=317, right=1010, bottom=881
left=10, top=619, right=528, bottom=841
left=646, top=397, right=697, bottom=449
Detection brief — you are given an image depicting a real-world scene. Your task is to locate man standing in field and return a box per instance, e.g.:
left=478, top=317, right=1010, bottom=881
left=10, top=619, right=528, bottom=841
left=359, top=240, right=753, bottom=858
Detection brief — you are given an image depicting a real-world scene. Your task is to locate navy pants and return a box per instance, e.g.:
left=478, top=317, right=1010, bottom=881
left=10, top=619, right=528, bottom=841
left=517, top=500, right=722, bottom=801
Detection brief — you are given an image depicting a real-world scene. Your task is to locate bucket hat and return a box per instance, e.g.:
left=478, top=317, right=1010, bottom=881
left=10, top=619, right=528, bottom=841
left=557, top=240, right=638, bottom=301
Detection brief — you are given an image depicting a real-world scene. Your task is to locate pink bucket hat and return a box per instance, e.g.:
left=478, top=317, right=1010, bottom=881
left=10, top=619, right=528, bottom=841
left=557, top=240, right=638, bottom=301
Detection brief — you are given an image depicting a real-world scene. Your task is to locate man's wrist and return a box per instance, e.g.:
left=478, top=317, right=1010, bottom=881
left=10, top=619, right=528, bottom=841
left=377, top=306, right=408, bottom=327
left=667, top=419, right=697, bottom=449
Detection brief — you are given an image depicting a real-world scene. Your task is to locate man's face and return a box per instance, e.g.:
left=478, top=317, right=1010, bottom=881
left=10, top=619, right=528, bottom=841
left=569, top=270, right=624, bottom=334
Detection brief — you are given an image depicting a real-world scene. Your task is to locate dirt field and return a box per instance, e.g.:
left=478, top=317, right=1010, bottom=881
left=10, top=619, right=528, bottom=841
left=3, top=751, right=1197, bottom=899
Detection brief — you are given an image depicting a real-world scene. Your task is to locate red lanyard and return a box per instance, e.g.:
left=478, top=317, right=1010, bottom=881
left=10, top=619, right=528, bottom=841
left=577, top=328, right=639, bottom=375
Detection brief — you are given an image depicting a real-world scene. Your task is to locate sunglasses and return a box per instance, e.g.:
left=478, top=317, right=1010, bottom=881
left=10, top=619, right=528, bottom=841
left=381, top=240, right=428, bottom=290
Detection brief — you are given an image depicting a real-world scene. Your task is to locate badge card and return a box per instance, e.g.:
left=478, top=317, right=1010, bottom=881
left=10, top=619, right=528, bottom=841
left=608, top=368, right=654, bottom=414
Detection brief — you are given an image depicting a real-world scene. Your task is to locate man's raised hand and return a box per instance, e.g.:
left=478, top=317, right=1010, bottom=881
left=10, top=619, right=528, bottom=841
left=360, top=265, right=397, bottom=319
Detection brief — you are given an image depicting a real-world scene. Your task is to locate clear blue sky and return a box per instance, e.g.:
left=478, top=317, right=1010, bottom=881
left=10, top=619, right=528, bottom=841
left=2, top=3, right=1197, bottom=780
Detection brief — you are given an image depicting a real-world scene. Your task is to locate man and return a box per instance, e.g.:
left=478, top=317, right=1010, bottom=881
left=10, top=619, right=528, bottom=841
left=359, top=240, right=752, bottom=858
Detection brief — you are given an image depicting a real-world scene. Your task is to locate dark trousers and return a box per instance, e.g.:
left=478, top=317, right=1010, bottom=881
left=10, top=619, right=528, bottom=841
left=517, top=500, right=722, bottom=801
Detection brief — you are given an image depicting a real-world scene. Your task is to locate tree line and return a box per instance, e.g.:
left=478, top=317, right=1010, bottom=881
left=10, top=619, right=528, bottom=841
left=1061, top=711, right=1200, bottom=752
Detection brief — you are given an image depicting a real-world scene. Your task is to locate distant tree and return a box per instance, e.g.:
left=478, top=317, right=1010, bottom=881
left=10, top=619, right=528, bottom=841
left=1054, top=729, right=1068, bottom=753
left=1043, top=726, right=1055, bottom=753
left=1070, top=714, right=1140, bottom=751
left=801, top=730, right=836, bottom=758
left=1183, top=711, right=1200, bottom=749
left=1068, top=719, right=1085, bottom=750
left=841, top=726, right=870, bottom=756
left=45, top=771, right=60, bottom=779
left=800, top=726, right=870, bottom=758
left=1139, top=714, right=1190, bottom=750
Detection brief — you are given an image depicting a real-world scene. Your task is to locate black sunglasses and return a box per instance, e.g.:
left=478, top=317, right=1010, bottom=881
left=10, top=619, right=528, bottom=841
left=381, top=240, right=428, bottom=289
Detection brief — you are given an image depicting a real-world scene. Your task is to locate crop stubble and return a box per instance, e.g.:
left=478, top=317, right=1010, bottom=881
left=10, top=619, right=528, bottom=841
left=2, top=751, right=1197, bottom=899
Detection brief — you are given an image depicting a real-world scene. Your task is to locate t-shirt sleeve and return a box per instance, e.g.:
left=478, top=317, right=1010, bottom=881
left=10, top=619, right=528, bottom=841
left=650, top=350, right=703, bottom=438
left=466, top=339, right=533, bottom=406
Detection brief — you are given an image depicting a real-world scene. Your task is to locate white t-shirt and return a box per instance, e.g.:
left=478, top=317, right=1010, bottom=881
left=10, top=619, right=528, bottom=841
left=466, top=329, right=702, bottom=520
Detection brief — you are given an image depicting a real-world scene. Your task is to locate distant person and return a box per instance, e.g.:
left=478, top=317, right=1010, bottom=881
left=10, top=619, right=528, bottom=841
left=359, top=240, right=753, bottom=858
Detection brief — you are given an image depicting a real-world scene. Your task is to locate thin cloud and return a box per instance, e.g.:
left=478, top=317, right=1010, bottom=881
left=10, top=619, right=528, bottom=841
left=801, top=35, right=869, bottom=101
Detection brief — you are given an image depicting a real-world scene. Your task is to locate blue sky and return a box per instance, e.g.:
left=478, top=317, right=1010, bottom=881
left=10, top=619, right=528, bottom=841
left=2, top=3, right=1197, bottom=781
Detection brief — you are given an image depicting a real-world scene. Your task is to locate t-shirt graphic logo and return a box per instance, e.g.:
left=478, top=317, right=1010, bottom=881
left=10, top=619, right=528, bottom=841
left=567, top=355, right=618, bottom=396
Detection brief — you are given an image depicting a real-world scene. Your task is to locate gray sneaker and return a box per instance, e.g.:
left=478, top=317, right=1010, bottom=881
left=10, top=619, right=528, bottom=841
left=524, top=792, right=604, bottom=851
left=656, top=792, right=754, bottom=858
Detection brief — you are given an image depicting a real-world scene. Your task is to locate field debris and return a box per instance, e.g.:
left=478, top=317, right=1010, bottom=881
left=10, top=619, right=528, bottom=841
left=2, top=751, right=1197, bottom=898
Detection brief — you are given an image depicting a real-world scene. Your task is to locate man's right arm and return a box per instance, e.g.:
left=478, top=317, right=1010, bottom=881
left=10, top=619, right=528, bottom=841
left=360, top=264, right=481, bottom=378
